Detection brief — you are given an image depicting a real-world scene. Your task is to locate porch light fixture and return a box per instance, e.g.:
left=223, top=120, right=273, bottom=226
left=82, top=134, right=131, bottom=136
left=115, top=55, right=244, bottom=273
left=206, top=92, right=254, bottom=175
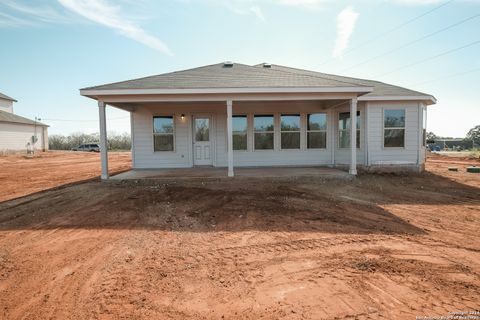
left=181, top=114, right=185, bottom=120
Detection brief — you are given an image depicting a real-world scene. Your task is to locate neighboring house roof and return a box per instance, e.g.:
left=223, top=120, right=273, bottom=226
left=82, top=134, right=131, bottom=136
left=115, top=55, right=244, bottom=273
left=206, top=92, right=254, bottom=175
left=0, top=110, right=48, bottom=127
left=0, top=92, right=17, bottom=102
left=256, top=64, right=435, bottom=102
left=80, top=62, right=435, bottom=104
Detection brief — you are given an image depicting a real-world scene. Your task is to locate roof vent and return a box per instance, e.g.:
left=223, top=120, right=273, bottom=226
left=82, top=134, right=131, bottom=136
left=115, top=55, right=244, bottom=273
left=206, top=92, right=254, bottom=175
left=223, top=61, right=234, bottom=68
left=263, top=63, right=272, bottom=68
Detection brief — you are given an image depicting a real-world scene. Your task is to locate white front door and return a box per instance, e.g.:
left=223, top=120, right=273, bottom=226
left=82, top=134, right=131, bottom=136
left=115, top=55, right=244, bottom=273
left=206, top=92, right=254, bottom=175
left=193, top=116, right=212, bottom=166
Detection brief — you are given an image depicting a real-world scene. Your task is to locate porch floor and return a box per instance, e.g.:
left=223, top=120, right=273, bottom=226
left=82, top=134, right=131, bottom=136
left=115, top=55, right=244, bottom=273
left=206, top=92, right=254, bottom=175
left=110, top=166, right=351, bottom=180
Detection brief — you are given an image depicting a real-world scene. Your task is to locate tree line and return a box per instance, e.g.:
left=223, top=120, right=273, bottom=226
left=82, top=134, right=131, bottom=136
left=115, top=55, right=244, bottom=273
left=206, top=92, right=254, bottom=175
left=427, top=125, right=480, bottom=145
left=49, top=132, right=131, bottom=151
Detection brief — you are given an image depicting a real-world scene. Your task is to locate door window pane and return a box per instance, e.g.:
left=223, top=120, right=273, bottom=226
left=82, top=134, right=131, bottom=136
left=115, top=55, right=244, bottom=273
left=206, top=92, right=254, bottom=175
left=195, top=118, right=209, bottom=141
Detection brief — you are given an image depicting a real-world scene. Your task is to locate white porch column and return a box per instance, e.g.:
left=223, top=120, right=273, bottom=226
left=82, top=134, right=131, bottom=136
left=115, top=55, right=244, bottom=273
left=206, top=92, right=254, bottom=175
left=226, top=99, right=234, bottom=177
left=349, top=97, right=358, bottom=175
left=98, top=101, right=109, bottom=180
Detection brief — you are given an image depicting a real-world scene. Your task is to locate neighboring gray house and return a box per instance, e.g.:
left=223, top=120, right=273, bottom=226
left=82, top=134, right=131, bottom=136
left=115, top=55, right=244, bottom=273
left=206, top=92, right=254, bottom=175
left=0, top=92, right=49, bottom=152
left=80, top=62, right=435, bottom=179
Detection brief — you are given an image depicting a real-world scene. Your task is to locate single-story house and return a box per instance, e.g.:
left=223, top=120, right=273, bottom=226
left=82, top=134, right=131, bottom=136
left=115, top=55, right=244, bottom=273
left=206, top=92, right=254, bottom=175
left=0, top=92, right=49, bottom=153
left=80, top=62, right=435, bottom=179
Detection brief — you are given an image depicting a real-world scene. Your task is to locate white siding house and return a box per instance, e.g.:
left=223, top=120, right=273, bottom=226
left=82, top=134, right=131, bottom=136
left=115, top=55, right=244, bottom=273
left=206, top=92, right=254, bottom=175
left=80, top=62, right=435, bottom=179
left=0, top=92, right=49, bottom=153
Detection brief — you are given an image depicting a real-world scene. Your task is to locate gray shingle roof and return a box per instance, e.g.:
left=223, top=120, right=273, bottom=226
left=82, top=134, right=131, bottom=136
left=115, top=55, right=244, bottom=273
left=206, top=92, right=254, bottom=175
left=0, top=92, right=17, bottom=102
left=255, top=64, right=432, bottom=98
left=81, top=62, right=434, bottom=102
left=0, top=110, right=48, bottom=127
left=82, top=63, right=371, bottom=91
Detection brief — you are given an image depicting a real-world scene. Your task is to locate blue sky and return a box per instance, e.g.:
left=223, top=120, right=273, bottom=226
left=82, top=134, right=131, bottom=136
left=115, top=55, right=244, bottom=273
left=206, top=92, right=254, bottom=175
left=0, top=0, right=479, bottom=137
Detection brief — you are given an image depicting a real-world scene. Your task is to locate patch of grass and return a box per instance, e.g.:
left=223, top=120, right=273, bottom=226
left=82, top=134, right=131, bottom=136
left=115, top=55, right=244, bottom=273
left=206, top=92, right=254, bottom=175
left=469, top=148, right=480, bottom=159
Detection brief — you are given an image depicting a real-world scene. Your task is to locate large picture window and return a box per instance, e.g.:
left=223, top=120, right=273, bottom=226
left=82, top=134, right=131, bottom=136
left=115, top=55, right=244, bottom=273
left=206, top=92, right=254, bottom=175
left=254, top=115, right=274, bottom=150
left=384, top=109, right=405, bottom=148
left=339, top=112, right=360, bottom=148
left=233, top=115, right=247, bottom=150
left=281, top=114, right=300, bottom=149
left=153, top=116, right=174, bottom=151
left=307, top=113, right=327, bottom=149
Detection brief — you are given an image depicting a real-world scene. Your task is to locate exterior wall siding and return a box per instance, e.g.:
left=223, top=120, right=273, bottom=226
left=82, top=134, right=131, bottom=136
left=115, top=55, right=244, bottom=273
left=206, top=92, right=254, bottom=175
left=0, top=122, right=47, bottom=151
left=132, top=101, right=336, bottom=169
left=366, top=101, right=422, bottom=166
left=131, top=100, right=424, bottom=170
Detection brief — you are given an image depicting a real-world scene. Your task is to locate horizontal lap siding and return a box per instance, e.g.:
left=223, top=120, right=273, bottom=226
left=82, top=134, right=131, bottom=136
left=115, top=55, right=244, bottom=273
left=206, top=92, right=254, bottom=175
left=0, top=122, right=45, bottom=151
left=367, top=101, right=420, bottom=165
left=133, top=107, right=192, bottom=169
left=132, top=101, right=335, bottom=169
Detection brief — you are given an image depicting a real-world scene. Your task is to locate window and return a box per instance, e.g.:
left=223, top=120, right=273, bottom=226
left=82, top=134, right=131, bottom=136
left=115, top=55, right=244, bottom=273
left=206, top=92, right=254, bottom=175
left=195, top=118, right=209, bottom=141
left=384, top=109, right=405, bottom=148
left=233, top=115, right=247, bottom=150
left=153, top=116, right=174, bottom=151
left=281, top=114, right=300, bottom=149
left=307, top=113, right=327, bottom=149
left=339, top=112, right=360, bottom=148
left=254, top=115, right=274, bottom=150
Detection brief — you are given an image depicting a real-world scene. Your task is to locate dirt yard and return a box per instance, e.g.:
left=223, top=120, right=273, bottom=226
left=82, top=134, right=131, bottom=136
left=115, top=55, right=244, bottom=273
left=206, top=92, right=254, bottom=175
left=0, top=154, right=479, bottom=319
left=0, top=151, right=131, bottom=202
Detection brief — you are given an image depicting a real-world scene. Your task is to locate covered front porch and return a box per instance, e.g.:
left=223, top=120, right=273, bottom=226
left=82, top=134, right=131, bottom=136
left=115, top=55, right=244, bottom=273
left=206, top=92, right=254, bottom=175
left=110, top=166, right=351, bottom=180
left=90, top=92, right=368, bottom=180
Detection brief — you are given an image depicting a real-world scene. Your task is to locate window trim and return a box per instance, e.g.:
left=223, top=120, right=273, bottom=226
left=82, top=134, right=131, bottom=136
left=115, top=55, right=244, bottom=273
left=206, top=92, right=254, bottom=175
left=232, top=114, right=248, bottom=152
left=382, top=108, right=406, bottom=149
left=280, top=114, right=301, bottom=150
left=338, top=111, right=361, bottom=149
left=153, top=115, right=175, bottom=152
left=253, top=114, right=275, bottom=151
left=306, top=113, right=327, bottom=150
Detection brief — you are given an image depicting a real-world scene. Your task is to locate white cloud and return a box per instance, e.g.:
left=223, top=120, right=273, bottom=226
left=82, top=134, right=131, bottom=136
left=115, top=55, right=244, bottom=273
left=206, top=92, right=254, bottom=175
left=2, top=0, right=73, bottom=24
left=250, top=6, right=266, bottom=21
left=57, top=0, right=172, bottom=55
left=332, top=6, right=359, bottom=59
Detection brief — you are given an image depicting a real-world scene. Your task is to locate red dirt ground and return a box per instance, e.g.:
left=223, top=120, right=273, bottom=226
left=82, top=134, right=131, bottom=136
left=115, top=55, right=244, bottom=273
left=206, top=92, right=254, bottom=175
left=0, top=151, right=131, bottom=202
left=0, top=153, right=479, bottom=319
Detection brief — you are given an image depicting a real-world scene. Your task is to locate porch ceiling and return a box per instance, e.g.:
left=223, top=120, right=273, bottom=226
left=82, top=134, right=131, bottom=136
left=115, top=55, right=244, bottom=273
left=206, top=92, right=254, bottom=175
left=107, top=99, right=351, bottom=112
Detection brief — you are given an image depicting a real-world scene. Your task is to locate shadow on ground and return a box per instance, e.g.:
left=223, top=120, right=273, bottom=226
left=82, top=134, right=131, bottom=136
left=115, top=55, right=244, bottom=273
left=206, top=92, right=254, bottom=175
left=0, top=170, right=478, bottom=234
